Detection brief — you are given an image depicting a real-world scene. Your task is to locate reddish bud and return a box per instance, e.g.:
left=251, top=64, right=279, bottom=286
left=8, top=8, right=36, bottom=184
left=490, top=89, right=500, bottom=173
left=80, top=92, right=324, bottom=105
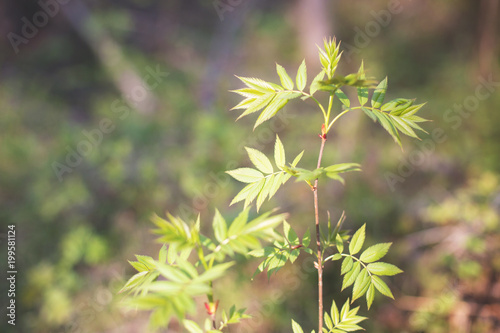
left=320, top=124, right=327, bottom=140
left=204, top=300, right=219, bottom=315
left=291, top=245, right=303, bottom=250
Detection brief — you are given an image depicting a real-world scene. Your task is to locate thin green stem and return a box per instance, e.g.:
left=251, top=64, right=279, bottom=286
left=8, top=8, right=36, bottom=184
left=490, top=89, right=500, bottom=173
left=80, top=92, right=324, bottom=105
left=289, top=89, right=327, bottom=119
left=325, top=93, right=335, bottom=125
left=327, top=109, right=350, bottom=132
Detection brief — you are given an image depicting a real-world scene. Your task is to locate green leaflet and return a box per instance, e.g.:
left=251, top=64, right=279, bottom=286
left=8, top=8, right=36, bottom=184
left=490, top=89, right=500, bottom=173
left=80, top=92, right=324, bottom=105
left=371, top=77, right=387, bottom=109
left=276, top=63, right=294, bottom=90
left=335, top=89, right=350, bottom=107
left=274, top=134, right=286, bottom=168
left=227, top=136, right=302, bottom=211
left=245, top=147, right=273, bottom=174
left=366, top=262, right=403, bottom=276
left=357, top=61, right=368, bottom=106
left=292, top=319, right=304, bottom=333
left=349, top=224, right=366, bottom=255
left=359, top=243, right=392, bottom=263
left=323, top=299, right=367, bottom=332
left=296, top=59, right=307, bottom=91
left=226, top=168, right=264, bottom=183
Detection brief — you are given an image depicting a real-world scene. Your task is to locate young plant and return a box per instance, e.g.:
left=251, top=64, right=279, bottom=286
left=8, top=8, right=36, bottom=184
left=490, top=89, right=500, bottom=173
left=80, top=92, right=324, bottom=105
left=120, top=37, right=428, bottom=332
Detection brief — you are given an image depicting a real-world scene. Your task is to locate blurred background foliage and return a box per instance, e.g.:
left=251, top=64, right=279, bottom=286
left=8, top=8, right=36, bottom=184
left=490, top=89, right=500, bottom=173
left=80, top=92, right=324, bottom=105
left=1, top=0, right=499, bottom=332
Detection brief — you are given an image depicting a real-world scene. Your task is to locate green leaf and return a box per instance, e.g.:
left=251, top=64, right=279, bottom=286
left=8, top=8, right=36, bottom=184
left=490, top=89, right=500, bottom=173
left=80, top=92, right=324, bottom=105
left=349, top=224, right=366, bottom=255
left=325, top=163, right=361, bottom=174
left=277, top=91, right=302, bottom=100
left=381, top=98, right=412, bottom=114
left=230, top=183, right=255, bottom=205
left=245, top=147, right=274, bottom=174
left=291, top=151, right=304, bottom=167
left=243, top=211, right=287, bottom=235
left=342, top=261, right=360, bottom=291
left=159, top=244, right=168, bottom=263
left=276, top=64, right=294, bottom=90
left=302, top=229, right=311, bottom=247
left=366, top=283, right=375, bottom=310
left=310, top=71, right=326, bottom=95
left=268, top=172, right=284, bottom=199
left=341, top=256, right=353, bottom=275
left=213, top=209, right=227, bottom=243
left=228, top=208, right=249, bottom=236
left=372, top=111, right=402, bottom=147
left=226, top=168, right=264, bottom=183
left=231, top=87, right=265, bottom=98
left=371, top=275, right=394, bottom=299
left=254, top=97, right=288, bottom=129
left=292, top=319, right=304, bottom=333
left=359, top=243, right=392, bottom=263
left=296, top=59, right=307, bottom=91
left=331, top=299, right=340, bottom=325
left=274, top=135, right=286, bottom=169
left=401, top=102, right=426, bottom=117
left=119, top=271, right=148, bottom=293
left=256, top=175, right=274, bottom=211
left=362, top=107, right=376, bottom=122
left=296, top=168, right=325, bottom=182
left=352, top=268, right=371, bottom=302
left=335, top=233, right=344, bottom=253
left=129, top=260, right=150, bottom=273
left=391, top=115, right=419, bottom=138
left=283, top=221, right=299, bottom=245
left=366, top=262, right=403, bottom=276
left=183, top=320, right=203, bottom=333
left=357, top=62, right=368, bottom=106
left=371, top=77, right=387, bottom=108
left=244, top=178, right=266, bottom=208
left=235, top=93, right=274, bottom=120
left=335, top=89, right=350, bottom=108
left=340, top=299, right=350, bottom=321
left=388, top=99, right=414, bottom=116
left=196, top=262, right=235, bottom=283
left=236, top=76, right=276, bottom=93
left=154, top=262, right=190, bottom=283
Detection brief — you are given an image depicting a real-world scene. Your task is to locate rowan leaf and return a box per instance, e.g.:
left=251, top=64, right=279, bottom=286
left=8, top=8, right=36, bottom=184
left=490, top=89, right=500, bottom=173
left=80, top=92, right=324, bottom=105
left=226, top=168, right=264, bottom=183
left=349, top=224, right=366, bottom=255
left=254, top=97, right=288, bottom=129
left=359, top=243, right=392, bottom=263
left=274, top=135, right=286, bottom=168
left=245, top=147, right=274, bottom=174
left=371, top=77, right=387, bottom=108
left=371, top=275, right=394, bottom=299
left=276, top=64, right=294, bottom=90
left=292, top=319, right=304, bottom=333
left=352, top=268, right=371, bottom=302
left=366, top=262, right=403, bottom=276
left=296, top=59, right=307, bottom=91
left=335, top=89, right=350, bottom=108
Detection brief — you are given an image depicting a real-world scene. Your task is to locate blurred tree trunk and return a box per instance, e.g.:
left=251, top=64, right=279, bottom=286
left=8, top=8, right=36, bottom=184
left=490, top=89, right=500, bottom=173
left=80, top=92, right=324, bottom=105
left=478, top=0, right=499, bottom=76
left=293, top=0, right=332, bottom=73
left=62, top=0, right=158, bottom=115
